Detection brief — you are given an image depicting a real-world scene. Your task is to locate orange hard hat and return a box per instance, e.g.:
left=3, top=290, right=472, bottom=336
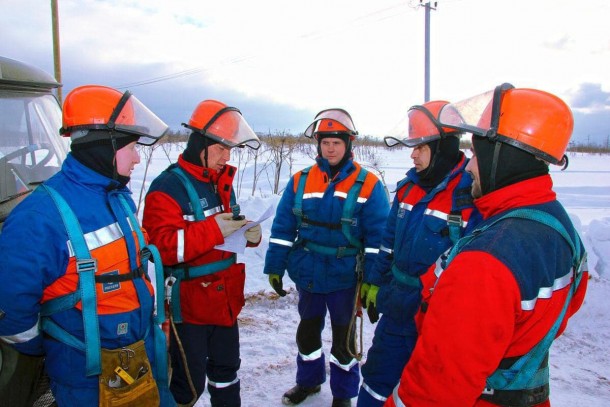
left=182, top=99, right=260, bottom=149
left=438, top=83, right=573, bottom=165
left=484, top=87, right=573, bottom=165
left=304, top=108, right=358, bottom=139
left=384, top=100, right=461, bottom=148
left=60, top=85, right=168, bottom=146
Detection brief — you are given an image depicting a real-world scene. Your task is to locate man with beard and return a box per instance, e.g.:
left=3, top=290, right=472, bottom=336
left=385, top=84, right=588, bottom=407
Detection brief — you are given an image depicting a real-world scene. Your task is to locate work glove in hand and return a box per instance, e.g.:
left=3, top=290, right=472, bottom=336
left=365, top=284, right=380, bottom=324
left=360, top=283, right=371, bottom=307
left=214, top=213, right=247, bottom=237
left=244, top=223, right=262, bottom=243
left=269, top=274, right=287, bottom=297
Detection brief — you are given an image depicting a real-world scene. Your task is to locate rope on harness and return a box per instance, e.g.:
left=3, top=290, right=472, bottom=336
left=165, top=277, right=198, bottom=407
left=346, top=251, right=365, bottom=361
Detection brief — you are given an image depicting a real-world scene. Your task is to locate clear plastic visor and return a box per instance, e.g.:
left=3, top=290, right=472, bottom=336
left=304, top=109, right=357, bottom=138
left=383, top=108, right=442, bottom=148
left=205, top=110, right=261, bottom=150
left=114, top=95, right=169, bottom=146
left=437, top=90, right=495, bottom=136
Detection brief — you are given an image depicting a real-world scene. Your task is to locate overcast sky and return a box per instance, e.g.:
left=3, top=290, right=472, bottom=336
left=2, top=0, right=609, bottom=144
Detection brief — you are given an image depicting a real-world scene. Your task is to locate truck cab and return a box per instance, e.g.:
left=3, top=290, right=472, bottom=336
left=0, top=55, right=66, bottom=406
left=0, top=55, right=68, bottom=230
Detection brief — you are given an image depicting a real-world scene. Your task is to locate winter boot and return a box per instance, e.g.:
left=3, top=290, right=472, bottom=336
left=331, top=397, right=352, bottom=407
left=282, top=384, right=321, bottom=405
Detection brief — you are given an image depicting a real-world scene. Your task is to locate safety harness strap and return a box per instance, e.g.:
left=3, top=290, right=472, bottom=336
left=39, top=185, right=101, bottom=377
left=170, top=167, right=205, bottom=220
left=391, top=264, right=421, bottom=288
left=447, top=184, right=473, bottom=244
left=292, top=166, right=311, bottom=230
left=118, top=196, right=169, bottom=386
left=443, top=208, right=584, bottom=402
left=292, top=166, right=367, bottom=257
left=341, top=168, right=367, bottom=250
left=302, top=241, right=360, bottom=258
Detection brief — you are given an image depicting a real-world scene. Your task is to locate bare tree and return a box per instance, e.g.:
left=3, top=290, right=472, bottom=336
left=264, top=131, right=300, bottom=195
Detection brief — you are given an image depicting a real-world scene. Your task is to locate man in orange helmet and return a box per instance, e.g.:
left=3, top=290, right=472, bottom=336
left=385, top=84, right=588, bottom=407
left=143, top=100, right=262, bottom=407
left=0, top=85, right=175, bottom=406
left=356, top=101, right=480, bottom=407
left=264, top=109, right=390, bottom=407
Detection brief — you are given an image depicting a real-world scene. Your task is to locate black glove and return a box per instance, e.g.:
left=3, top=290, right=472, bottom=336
left=360, top=283, right=380, bottom=324
left=269, top=274, right=287, bottom=297
left=366, top=303, right=379, bottom=324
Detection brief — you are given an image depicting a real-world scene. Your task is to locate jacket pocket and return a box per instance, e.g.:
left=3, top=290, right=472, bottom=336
left=180, top=263, right=245, bottom=326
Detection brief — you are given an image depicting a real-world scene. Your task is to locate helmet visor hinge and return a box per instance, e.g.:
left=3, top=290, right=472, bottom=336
left=107, top=90, right=132, bottom=130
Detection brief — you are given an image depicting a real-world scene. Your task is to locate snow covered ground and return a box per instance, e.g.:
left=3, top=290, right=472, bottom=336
left=131, top=146, right=610, bottom=407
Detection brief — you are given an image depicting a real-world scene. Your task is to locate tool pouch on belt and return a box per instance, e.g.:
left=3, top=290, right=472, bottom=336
left=98, top=340, right=160, bottom=407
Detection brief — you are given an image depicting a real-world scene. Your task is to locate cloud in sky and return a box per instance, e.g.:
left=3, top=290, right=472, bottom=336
left=2, top=0, right=610, bottom=144
left=570, top=83, right=610, bottom=110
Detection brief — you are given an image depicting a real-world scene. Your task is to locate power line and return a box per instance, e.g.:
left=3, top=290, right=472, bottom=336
left=113, top=2, right=414, bottom=90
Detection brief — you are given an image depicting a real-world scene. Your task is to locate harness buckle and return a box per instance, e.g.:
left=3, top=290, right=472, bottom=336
left=139, top=247, right=152, bottom=264
left=447, top=213, right=463, bottom=227
left=76, top=258, right=97, bottom=274
left=337, top=247, right=348, bottom=258
left=164, top=276, right=177, bottom=303
left=341, top=217, right=357, bottom=226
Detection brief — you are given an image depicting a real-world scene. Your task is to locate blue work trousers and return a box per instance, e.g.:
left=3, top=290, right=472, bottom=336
left=295, top=286, right=360, bottom=400
left=169, top=322, right=241, bottom=407
left=357, top=315, right=417, bottom=406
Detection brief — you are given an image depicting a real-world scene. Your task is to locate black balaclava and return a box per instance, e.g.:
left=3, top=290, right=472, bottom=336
left=71, top=130, right=139, bottom=187
left=472, top=135, right=549, bottom=196
left=317, top=133, right=352, bottom=177
left=182, top=131, right=219, bottom=167
left=418, top=134, right=461, bottom=189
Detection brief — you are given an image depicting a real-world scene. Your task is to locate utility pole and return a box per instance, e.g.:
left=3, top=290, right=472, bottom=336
left=51, top=0, right=62, bottom=104
left=420, top=0, right=437, bottom=102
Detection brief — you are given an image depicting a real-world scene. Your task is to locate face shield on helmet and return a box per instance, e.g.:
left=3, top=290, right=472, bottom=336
left=384, top=100, right=459, bottom=148
left=437, top=83, right=574, bottom=166
left=60, top=85, right=169, bottom=146
left=304, top=108, right=358, bottom=139
left=183, top=101, right=261, bottom=150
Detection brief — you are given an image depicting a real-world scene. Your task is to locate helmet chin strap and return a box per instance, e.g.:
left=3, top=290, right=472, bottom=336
left=110, top=133, right=119, bottom=181
left=489, top=140, right=502, bottom=192
left=203, top=137, right=209, bottom=169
